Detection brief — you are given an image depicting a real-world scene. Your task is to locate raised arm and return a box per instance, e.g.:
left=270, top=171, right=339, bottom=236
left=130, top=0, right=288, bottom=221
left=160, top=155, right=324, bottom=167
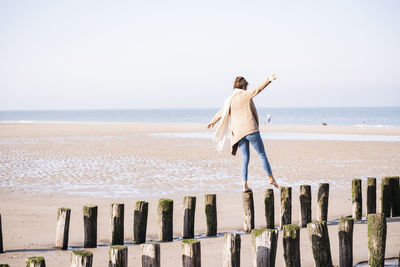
left=207, top=108, right=223, bottom=129
left=244, top=74, right=277, bottom=98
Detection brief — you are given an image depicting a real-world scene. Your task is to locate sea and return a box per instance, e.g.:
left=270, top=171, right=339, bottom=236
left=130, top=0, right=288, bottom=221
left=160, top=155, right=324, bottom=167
left=0, top=107, right=399, bottom=126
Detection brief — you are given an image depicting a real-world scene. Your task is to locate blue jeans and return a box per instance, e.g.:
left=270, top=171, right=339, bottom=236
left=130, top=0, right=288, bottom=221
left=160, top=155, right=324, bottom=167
left=238, top=131, right=273, bottom=181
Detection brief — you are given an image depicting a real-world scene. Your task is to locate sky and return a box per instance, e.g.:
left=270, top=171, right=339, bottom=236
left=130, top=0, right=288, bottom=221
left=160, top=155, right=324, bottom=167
left=0, top=1, right=399, bottom=110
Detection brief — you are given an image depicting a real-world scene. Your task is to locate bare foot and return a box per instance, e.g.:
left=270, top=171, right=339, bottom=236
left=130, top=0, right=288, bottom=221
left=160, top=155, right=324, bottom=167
left=242, top=181, right=252, bottom=192
left=268, top=175, right=279, bottom=188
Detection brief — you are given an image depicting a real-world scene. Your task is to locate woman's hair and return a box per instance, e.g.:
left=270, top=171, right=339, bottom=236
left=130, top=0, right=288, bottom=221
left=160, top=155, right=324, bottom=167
left=234, top=76, right=248, bottom=89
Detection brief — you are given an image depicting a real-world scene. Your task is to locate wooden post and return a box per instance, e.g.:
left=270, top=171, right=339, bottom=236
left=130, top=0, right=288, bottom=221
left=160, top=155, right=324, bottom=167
left=205, top=194, right=217, bottom=236
left=389, top=176, right=400, bottom=217
left=299, top=185, right=311, bottom=227
left=182, top=239, right=201, bottom=267
left=111, top=203, right=124, bottom=246
left=109, top=245, right=128, bottom=267
left=280, top=187, right=292, bottom=228
left=133, top=201, right=148, bottom=244
left=55, top=208, right=71, bottom=250
left=307, top=221, right=333, bottom=267
left=183, top=196, right=196, bottom=239
left=381, top=177, right=392, bottom=217
left=25, top=257, right=46, bottom=267
left=0, top=264, right=9, bottom=267
left=367, top=177, right=376, bottom=215
left=251, top=229, right=278, bottom=267
left=223, top=232, right=241, bottom=267
left=282, top=224, right=300, bottom=267
left=338, top=217, right=354, bottom=267
left=158, top=198, right=173, bottom=242
left=70, top=250, right=93, bottom=267
left=83, top=205, right=97, bottom=248
left=0, top=214, right=3, bottom=253
left=141, top=243, right=160, bottom=267
left=242, top=190, right=255, bottom=233
left=368, top=213, right=387, bottom=267
left=317, top=183, right=329, bottom=221
left=352, top=179, right=362, bottom=220
left=264, top=189, right=274, bottom=229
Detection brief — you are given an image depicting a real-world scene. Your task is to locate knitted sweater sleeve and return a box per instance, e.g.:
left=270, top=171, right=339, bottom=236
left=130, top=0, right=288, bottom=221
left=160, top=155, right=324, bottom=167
left=209, top=108, right=223, bottom=125
left=243, top=79, right=271, bottom=99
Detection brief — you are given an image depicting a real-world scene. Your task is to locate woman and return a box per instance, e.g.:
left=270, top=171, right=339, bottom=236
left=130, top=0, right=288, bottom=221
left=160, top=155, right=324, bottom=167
left=207, top=75, right=279, bottom=192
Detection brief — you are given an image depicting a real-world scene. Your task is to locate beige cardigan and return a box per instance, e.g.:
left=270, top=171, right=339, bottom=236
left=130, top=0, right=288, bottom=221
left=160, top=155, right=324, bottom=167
left=210, top=79, right=271, bottom=155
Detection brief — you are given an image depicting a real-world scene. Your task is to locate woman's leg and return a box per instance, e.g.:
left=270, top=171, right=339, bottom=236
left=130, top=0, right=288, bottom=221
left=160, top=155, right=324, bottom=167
left=238, top=138, right=250, bottom=191
left=247, top=132, right=278, bottom=187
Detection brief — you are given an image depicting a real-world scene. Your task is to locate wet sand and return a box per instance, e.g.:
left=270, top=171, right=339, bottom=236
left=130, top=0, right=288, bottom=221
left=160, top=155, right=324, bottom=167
left=0, top=122, right=399, bottom=266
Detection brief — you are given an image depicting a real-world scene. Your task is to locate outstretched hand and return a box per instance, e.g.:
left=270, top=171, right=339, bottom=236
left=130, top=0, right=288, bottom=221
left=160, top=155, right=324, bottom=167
left=268, top=74, right=278, bottom=82
left=207, top=123, right=214, bottom=129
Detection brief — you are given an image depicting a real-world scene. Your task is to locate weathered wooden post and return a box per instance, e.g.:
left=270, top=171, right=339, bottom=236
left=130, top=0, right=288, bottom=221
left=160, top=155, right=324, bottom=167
left=242, top=190, right=255, bottom=232
left=182, top=239, right=201, bottom=267
left=111, top=203, right=124, bottom=246
left=183, top=196, right=196, bottom=239
left=83, top=205, right=97, bottom=248
left=368, top=213, right=387, bottom=267
left=109, top=245, right=128, bottom=267
left=70, top=250, right=93, bottom=267
left=389, top=176, right=400, bottom=217
left=280, top=187, right=292, bottom=228
left=282, top=224, right=300, bottom=267
left=264, top=189, right=274, bottom=229
left=133, top=201, right=148, bottom=244
left=0, top=264, right=9, bottom=266
left=158, top=198, right=173, bottom=242
left=352, top=179, right=362, bottom=220
left=367, top=177, right=376, bottom=214
left=205, top=194, right=217, bottom=236
left=338, top=217, right=354, bottom=267
left=55, top=208, right=71, bottom=250
left=307, top=221, right=333, bottom=267
left=0, top=214, right=3, bottom=253
left=299, top=185, right=311, bottom=227
left=381, top=177, right=392, bottom=217
left=251, top=229, right=278, bottom=267
left=141, top=243, right=160, bottom=267
left=317, top=183, right=329, bottom=221
left=223, top=232, right=241, bottom=267
left=26, top=257, right=46, bottom=267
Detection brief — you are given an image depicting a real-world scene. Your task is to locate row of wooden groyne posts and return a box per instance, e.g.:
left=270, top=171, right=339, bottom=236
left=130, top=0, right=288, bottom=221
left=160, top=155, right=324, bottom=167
left=1, top=176, right=400, bottom=267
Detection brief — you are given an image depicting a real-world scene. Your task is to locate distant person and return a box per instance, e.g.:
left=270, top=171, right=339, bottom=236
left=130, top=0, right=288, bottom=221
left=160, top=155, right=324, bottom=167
left=267, top=113, right=271, bottom=124
left=207, top=75, right=279, bottom=192
left=362, top=121, right=366, bottom=128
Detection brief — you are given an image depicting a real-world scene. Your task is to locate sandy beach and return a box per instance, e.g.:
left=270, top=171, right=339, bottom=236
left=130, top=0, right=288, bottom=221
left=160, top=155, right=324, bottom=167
left=0, top=122, right=400, bottom=266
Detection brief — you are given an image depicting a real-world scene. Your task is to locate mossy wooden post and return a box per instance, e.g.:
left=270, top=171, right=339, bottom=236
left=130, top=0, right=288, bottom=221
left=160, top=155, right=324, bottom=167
left=111, top=203, right=124, bottom=246
left=367, top=177, right=376, bottom=215
left=71, top=250, right=93, bottom=267
left=182, top=239, right=201, bottom=267
left=109, top=245, right=128, bottom=267
left=381, top=177, right=392, bottom=217
left=83, top=205, right=97, bottom=248
left=205, top=194, right=217, bottom=236
left=55, top=207, right=71, bottom=250
left=368, top=213, right=386, bottom=267
left=299, top=185, right=311, bottom=227
left=141, top=243, right=160, bottom=267
left=133, top=201, right=148, bottom=244
left=264, top=189, right=274, bottom=229
left=317, top=183, right=329, bottom=221
left=26, top=257, right=46, bottom=267
left=283, top=224, right=300, bottom=267
left=183, top=196, right=196, bottom=239
left=280, top=187, right=292, bottom=228
left=352, top=179, right=362, bottom=220
left=0, top=264, right=9, bottom=266
left=223, top=232, right=240, bottom=267
left=338, top=217, right=354, bottom=267
left=158, top=198, right=173, bottom=242
left=307, top=221, right=333, bottom=267
left=242, top=190, right=255, bottom=232
left=0, top=214, right=3, bottom=253
left=251, top=229, right=278, bottom=267
left=389, top=176, right=400, bottom=217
